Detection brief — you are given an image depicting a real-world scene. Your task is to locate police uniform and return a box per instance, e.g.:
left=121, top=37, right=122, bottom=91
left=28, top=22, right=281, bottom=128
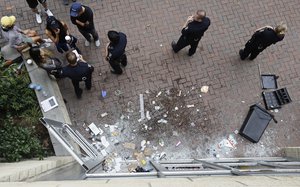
left=240, top=27, right=284, bottom=60
left=107, top=32, right=127, bottom=74
left=172, top=17, right=210, bottom=56
left=58, top=61, right=94, bottom=98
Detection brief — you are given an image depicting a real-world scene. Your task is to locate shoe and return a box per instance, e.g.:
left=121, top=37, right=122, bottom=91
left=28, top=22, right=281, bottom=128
left=95, top=40, right=100, bottom=47
left=187, top=52, right=194, bottom=56
left=85, top=40, right=90, bottom=47
left=110, top=70, right=122, bottom=75
left=249, top=55, right=256, bottom=60
left=239, top=49, right=246, bottom=60
left=63, top=0, right=69, bottom=5
left=76, top=89, right=83, bottom=99
left=40, top=42, right=51, bottom=48
left=45, top=9, right=53, bottom=17
left=171, top=41, right=177, bottom=53
left=35, top=13, right=42, bottom=24
left=43, top=38, right=53, bottom=43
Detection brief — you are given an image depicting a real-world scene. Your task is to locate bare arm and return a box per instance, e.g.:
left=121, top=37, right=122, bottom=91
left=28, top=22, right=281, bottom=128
left=183, top=16, right=194, bottom=28
left=61, top=21, right=70, bottom=35
left=45, top=29, right=59, bottom=44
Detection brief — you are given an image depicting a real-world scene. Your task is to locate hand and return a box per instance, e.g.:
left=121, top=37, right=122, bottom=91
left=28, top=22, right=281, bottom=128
left=85, top=21, right=90, bottom=27
left=187, top=15, right=194, bottom=22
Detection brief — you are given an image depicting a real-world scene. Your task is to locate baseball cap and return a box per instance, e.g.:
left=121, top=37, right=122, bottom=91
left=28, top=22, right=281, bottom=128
left=70, top=3, right=82, bottom=17
left=1, top=16, right=16, bottom=28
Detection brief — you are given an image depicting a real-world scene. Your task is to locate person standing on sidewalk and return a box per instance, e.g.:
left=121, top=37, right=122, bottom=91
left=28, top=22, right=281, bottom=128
left=26, top=0, right=53, bottom=24
left=239, top=23, right=287, bottom=60
left=171, top=10, right=210, bottom=56
left=105, top=30, right=127, bottom=75
left=70, top=2, right=100, bottom=47
left=57, top=51, right=94, bottom=99
left=45, top=16, right=80, bottom=54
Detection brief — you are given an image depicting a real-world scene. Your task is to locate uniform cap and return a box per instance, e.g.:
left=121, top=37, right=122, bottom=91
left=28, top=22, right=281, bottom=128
left=70, top=3, right=82, bottom=17
left=1, top=16, right=16, bottom=28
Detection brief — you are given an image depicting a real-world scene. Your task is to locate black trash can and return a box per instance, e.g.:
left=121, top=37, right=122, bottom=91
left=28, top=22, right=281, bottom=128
left=239, top=104, right=277, bottom=143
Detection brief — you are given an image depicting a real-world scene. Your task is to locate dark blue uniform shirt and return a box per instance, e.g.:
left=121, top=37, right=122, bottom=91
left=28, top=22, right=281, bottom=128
left=59, top=61, right=93, bottom=81
left=181, top=17, right=211, bottom=41
left=107, top=32, right=127, bottom=61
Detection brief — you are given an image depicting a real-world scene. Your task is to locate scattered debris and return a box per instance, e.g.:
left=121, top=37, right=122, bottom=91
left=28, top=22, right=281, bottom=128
left=174, top=107, right=179, bottom=111
left=101, top=112, right=108, bottom=117
left=172, top=131, right=179, bottom=136
left=128, top=163, right=139, bottom=172
left=190, top=122, right=196, bottom=127
left=144, top=148, right=152, bottom=156
left=158, top=119, right=168, bottom=124
left=88, top=123, right=103, bottom=136
left=199, top=94, right=202, bottom=98
left=218, top=134, right=237, bottom=149
left=101, top=136, right=110, bottom=148
left=175, top=141, right=181, bottom=147
left=134, top=152, right=147, bottom=166
left=200, top=86, right=209, bottom=93
left=159, top=152, right=166, bottom=160
left=152, top=101, right=156, bottom=105
left=146, top=111, right=151, bottom=120
left=159, top=139, right=164, bottom=147
left=100, top=149, right=108, bottom=156
left=241, top=101, right=245, bottom=103
left=114, top=157, right=122, bottom=172
left=109, top=125, right=117, bottom=132
left=141, top=140, right=147, bottom=151
left=120, top=115, right=125, bottom=120
left=228, top=134, right=237, bottom=147
left=114, top=90, right=122, bottom=96
left=101, top=90, right=107, bottom=98
left=139, top=94, right=145, bottom=120
left=155, top=106, right=161, bottom=110
left=187, top=104, right=195, bottom=108
left=156, top=91, right=162, bottom=97
left=274, top=109, right=279, bottom=113
left=178, top=90, right=182, bottom=96
left=143, top=124, right=148, bottom=130
left=234, top=130, right=239, bottom=134
left=127, top=101, right=134, bottom=113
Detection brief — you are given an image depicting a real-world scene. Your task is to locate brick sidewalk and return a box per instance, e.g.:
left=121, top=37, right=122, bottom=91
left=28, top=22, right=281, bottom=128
left=1, top=0, right=300, bottom=160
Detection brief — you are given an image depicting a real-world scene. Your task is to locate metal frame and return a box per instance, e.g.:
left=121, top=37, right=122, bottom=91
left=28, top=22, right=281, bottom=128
left=40, top=117, right=103, bottom=171
left=85, top=157, right=300, bottom=179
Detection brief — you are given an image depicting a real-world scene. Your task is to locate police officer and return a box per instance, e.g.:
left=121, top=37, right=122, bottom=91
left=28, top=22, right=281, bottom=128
left=172, top=10, right=210, bottom=56
left=239, top=23, right=287, bottom=60
left=105, top=30, right=127, bottom=75
left=57, top=51, right=94, bottom=99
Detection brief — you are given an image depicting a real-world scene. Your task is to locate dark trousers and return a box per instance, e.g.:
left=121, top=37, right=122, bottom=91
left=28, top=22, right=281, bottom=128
left=109, top=54, right=127, bottom=74
left=56, top=42, right=69, bottom=53
left=78, top=27, right=99, bottom=42
left=173, top=35, right=200, bottom=56
left=71, top=75, right=92, bottom=97
left=240, top=39, right=266, bottom=60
